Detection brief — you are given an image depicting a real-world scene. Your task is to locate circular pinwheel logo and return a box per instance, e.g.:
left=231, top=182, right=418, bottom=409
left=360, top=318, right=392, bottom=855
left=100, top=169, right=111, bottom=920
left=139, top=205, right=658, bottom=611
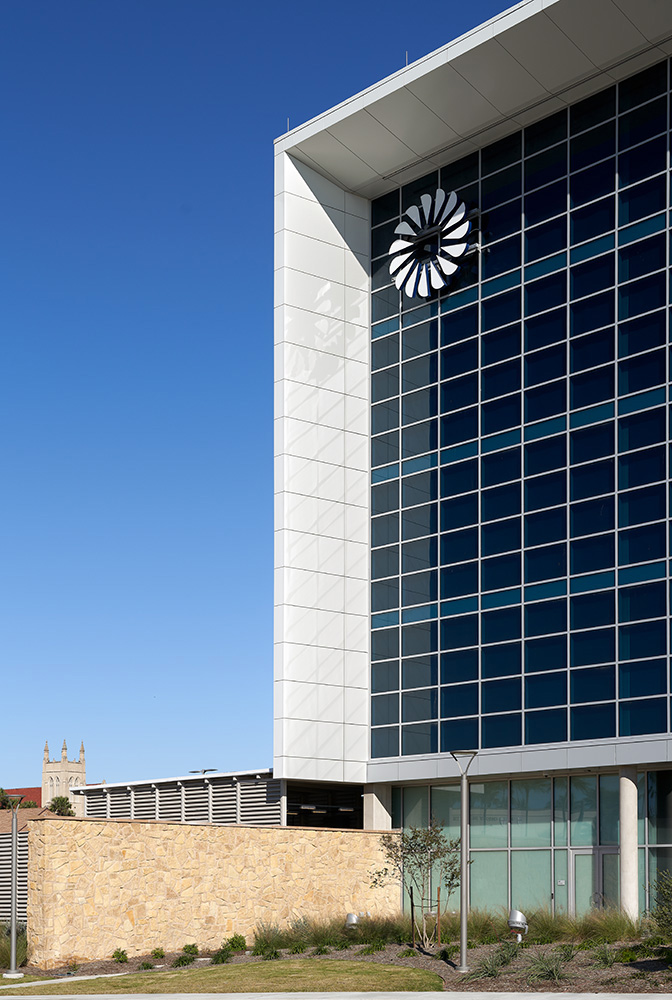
left=388, top=189, right=471, bottom=299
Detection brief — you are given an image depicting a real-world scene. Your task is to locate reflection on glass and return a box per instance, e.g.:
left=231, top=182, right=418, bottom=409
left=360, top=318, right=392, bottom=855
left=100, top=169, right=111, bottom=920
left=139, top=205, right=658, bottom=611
left=470, top=851, right=508, bottom=910
left=511, top=778, right=551, bottom=846
left=570, top=774, right=597, bottom=846
left=599, top=774, right=619, bottom=846
left=511, top=850, right=552, bottom=911
left=470, top=781, right=509, bottom=848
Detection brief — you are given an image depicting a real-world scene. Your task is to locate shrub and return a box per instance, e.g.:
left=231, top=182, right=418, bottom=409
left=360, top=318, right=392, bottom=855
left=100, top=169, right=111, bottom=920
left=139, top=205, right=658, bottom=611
left=312, top=944, right=330, bottom=955
left=289, top=942, right=306, bottom=954
left=613, top=946, right=640, bottom=963
left=210, top=946, right=232, bottom=965
left=498, top=940, right=520, bottom=966
left=253, top=922, right=286, bottom=952
left=228, top=934, right=247, bottom=952
left=335, top=940, right=350, bottom=951
left=150, top=948, right=164, bottom=959
left=182, top=943, right=198, bottom=956
left=399, top=947, right=417, bottom=958
left=358, top=941, right=386, bottom=955
left=0, top=928, right=28, bottom=969
left=139, top=961, right=153, bottom=970
left=465, top=953, right=504, bottom=980
left=172, top=954, right=195, bottom=967
left=112, top=949, right=128, bottom=964
left=436, top=944, right=458, bottom=961
left=651, top=870, right=672, bottom=938
left=262, top=948, right=280, bottom=960
left=592, top=943, right=616, bottom=968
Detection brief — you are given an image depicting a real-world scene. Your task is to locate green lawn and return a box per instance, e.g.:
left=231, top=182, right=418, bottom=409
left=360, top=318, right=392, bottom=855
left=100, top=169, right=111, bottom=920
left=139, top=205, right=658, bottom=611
left=0, top=959, right=443, bottom=994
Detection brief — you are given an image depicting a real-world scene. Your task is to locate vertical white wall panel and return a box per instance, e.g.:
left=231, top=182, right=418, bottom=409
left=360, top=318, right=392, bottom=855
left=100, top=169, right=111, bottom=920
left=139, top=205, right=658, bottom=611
left=274, top=152, right=370, bottom=782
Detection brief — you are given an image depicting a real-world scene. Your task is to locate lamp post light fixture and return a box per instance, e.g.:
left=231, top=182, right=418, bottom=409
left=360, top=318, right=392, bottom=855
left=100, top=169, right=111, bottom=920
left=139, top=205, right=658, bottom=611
left=450, top=750, right=477, bottom=974
left=3, top=794, right=24, bottom=979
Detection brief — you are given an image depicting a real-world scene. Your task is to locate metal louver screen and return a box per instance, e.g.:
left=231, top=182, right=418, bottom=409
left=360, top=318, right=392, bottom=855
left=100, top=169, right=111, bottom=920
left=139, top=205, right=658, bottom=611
left=0, top=833, right=28, bottom=922
left=239, top=779, right=282, bottom=825
left=184, top=782, right=209, bottom=823
left=85, top=791, right=108, bottom=818
left=158, top=784, right=181, bottom=821
left=108, top=789, right=131, bottom=819
left=133, top=787, right=157, bottom=820
left=211, top=782, right=236, bottom=823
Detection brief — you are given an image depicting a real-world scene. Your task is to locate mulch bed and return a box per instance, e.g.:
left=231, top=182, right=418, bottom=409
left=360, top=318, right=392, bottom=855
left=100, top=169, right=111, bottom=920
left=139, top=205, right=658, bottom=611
left=15, top=940, right=672, bottom=993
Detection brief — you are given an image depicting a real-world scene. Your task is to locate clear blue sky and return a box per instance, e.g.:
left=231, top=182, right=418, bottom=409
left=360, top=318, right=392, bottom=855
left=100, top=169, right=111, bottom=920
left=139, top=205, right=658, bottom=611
left=1, top=0, right=509, bottom=786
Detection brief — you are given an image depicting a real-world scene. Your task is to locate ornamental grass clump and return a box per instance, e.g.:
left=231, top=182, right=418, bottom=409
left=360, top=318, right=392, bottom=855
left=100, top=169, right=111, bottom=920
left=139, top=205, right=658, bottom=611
left=210, top=945, right=232, bottom=965
left=526, top=949, right=567, bottom=984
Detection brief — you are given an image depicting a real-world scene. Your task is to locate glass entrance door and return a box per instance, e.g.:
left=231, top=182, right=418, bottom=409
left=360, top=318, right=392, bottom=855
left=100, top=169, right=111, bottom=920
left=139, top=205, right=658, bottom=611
left=570, top=848, right=619, bottom=915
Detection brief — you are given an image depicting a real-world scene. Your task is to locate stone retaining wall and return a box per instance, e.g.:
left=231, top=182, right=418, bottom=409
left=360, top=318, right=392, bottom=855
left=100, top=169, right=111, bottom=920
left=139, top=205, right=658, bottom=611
left=27, top=818, right=400, bottom=968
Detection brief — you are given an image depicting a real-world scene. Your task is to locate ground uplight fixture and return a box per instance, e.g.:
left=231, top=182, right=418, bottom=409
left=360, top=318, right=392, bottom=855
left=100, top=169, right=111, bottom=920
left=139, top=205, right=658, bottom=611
left=450, top=750, right=477, bottom=973
left=345, top=913, right=359, bottom=929
left=508, top=909, right=528, bottom=943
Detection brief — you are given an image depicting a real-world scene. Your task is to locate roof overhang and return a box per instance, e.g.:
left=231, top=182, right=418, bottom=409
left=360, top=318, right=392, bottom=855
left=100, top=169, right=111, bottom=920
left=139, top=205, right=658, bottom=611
left=72, top=768, right=273, bottom=793
left=274, top=0, right=672, bottom=199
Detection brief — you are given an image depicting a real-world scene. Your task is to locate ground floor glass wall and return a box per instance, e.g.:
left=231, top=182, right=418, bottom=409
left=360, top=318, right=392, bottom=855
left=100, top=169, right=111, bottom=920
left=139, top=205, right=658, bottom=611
left=392, top=770, right=672, bottom=915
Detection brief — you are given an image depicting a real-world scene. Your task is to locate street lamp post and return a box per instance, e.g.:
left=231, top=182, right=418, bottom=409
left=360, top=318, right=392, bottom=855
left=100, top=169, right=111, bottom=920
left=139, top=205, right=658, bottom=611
left=3, top=794, right=24, bottom=979
left=450, top=751, right=477, bottom=974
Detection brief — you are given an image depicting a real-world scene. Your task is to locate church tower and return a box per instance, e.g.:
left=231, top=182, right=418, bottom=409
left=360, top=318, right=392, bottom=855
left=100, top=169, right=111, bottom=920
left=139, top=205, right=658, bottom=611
left=42, top=740, right=86, bottom=817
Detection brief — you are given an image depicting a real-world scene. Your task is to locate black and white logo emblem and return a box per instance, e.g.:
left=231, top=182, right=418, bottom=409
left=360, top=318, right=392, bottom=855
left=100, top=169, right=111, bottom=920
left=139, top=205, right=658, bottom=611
left=388, top=189, right=471, bottom=298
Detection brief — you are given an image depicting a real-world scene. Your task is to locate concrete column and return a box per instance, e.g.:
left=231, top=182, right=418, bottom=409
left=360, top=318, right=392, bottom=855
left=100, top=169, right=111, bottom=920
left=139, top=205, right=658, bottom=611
left=363, top=784, right=392, bottom=830
left=619, top=766, right=638, bottom=920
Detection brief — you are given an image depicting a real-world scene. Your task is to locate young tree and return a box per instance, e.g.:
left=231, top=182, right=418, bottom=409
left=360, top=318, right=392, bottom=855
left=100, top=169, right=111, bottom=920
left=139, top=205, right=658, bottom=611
left=0, top=788, right=11, bottom=809
left=49, top=796, right=75, bottom=817
left=370, top=819, right=462, bottom=949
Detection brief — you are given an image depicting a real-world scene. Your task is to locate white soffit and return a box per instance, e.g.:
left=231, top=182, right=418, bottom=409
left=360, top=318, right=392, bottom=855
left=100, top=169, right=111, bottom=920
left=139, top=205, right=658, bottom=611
left=275, top=0, right=672, bottom=199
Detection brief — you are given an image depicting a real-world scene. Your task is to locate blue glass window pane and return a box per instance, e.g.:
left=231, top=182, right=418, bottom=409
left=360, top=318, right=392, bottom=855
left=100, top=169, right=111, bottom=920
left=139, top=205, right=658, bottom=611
left=526, top=708, right=567, bottom=743
left=571, top=120, right=615, bottom=171
left=482, top=360, right=521, bottom=400
left=571, top=590, right=615, bottom=629
left=525, top=634, right=567, bottom=671
left=372, top=628, right=399, bottom=662
left=402, top=386, right=439, bottom=425
left=402, top=688, right=437, bottom=722
left=525, top=272, right=566, bottom=317
left=372, top=512, right=399, bottom=547
left=402, top=722, right=438, bottom=756
left=441, top=460, right=478, bottom=497
left=441, top=718, right=478, bottom=752
left=403, top=570, right=437, bottom=606
left=570, top=459, right=614, bottom=500
left=618, top=96, right=666, bottom=150
left=570, top=86, right=615, bottom=135
left=525, top=672, right=566, bottom=708
left=619, top=62, right=666, bottom=113
left=441, top=683, right=478, bottom=717
left=618, top=311, right=665, bottom=358
left=571, top=197, right=615, bottom=245
left=483, top=235, right=522, bottom=279
left=525, top=179, right=565, bottom=226
left=441, top=648, right=478, bottom=683
left=372, top=189, right=400, bottom=228
left=571, top=158, right=615, bottom=209
left=619, top=658, right=666, bottom=698
left=372, top=334, right=399, bottom=371
left=525, top=346, right=565, bottom=387
left=481, top=483, right=521, bottom=522
left=440, top=527, right=478, bottom=563
left=482, top=553, right=521, bottom=591
left=371, top=727, right=399, bottom=758
left=571, top=703, right=615, bottom=739
left=525, top=217, right=566, bottom=263
left=372, top=480, right=399, bottom=515
left=618, top=522, right=666, bottom=565
left=571, top=254, right=614, bottom=300
left=372, top=578, right=399, bottom=612
left=402, top=319, right=438, bottom=359
left=372, top=693, right=399, bottom=726
left=402, top=537, right=437, bottom=573
left=619, top=135, right=666, bottom=190
left=403, top=471, right=438, bottom=507
left=571, top=366, right=615, bottom=409
left=482, top=713, right=522, bottom=749
left=619, top=273, right=666, bottom=322
left=441, top=563, right=478, bottom=598
left=441, top=408, right=477, bottom=447
left=571, top=664, right=615, bottom=702
left=571, top=291, right=615, bottom=336
left=525, top=471, right=566, bottom=512
left=482, top=394, right=521, bottom=434
left=482, top=159, right=521, bottom=203
left=620, top=698, right=667, bottom=737
left=402, top=420, right=438, bottom=458
left=372, top=546, right=399, bottom=580
left=525, top=508, right=566, bottom=546
left=441, top=373, right=478, bottom=412
left=619, top=582, right=666, bottom=622
left=403, top=503, right=438, bottom=540
left=441, top=615, right=478, bottom=650
left=525, top=380, right=566, bottom=422
left=403, top=355, right=438, bottom=392
left=440, top=495, right=477, bottom=532
left=441, top=152, right=479, bottom=191
left=402, top=622, right=438, bottom=657
left=482, top=199, right=522, bottom=240
left=570, top=535, right=615, bottom=574
left=482, top=324, right=521, bottom=366
left=619, top=408, right=665, bottom=452
left=441, top=340, right=477, bottom=379
left=372, top=286, right=399, bottom=324
left=571, top=628, right=615, bottom=667
left=372, top=367, right=399, bottom=402
left=372, top=400, right=399, bottom=435
left=525, top=543, right=566, bottom=583
left=618, top=446, right=665, bottom=489
left=618, top=233, right=665, bottom=283
left=618, top=484, right=665, bottom=527
left=481, top=449, right=521, bottom=487
left=482, top=289, right=521, bottom=332
left=441, top=306, right=478, bottom=346
left=372, top=431, right=399, bottom=467
left=525, top=599, right=566, bottom=637
left=619, top=620, right=666, bottom=660
left=482, top=607, right=521, bottom=643
left=619, top=176, right=666, bottom=227
left=372, top=660, right=399, bottom=693
left=571, top=424, right=614, bottom=464
left=525, top=142, right=567, bottom=191
left=525, top=436, right=566, bottom=475
left=571, top=329, right=614, bottom=373
left=571, top=497, right=614, bottom=537
left=483, top=678, right=521, bottom=713
left=619, top=350, right=665, bottom=395
left=482, top=642, right=521, bottom=679
left=481, top=517, right=521, bottom=555
left=525, top=307, right=566, bottom=351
